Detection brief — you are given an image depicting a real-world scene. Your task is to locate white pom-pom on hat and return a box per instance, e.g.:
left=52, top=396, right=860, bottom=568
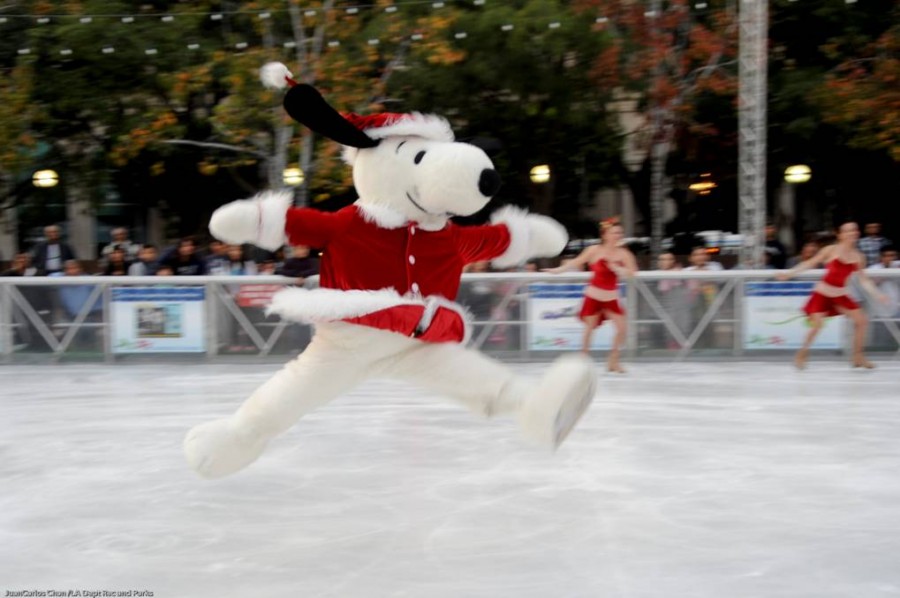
left=260, top=62, right=295, bottom=90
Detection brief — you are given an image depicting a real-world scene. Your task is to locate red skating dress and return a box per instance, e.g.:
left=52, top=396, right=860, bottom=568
left=579, top=258, right=624, bottom=326
left=803, top=258, right=860, bottom=317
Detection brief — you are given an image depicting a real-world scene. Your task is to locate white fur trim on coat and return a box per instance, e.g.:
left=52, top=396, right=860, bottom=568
left=355, top=202, right=407, bottom=229
left=256, top=190, right=293, bottom=250
left=208, top=190, right=291, bottom=251
left=267, top=287, right=418, bottom=322
left=489, top=207, right=568, bottom=268
left=422, top=295, right=475, bottom=346
left=355, top=201, right=449, bottom=232
left=267, top=287, right=473, bottom=343
left=490, top=206, right=532, bottom=269
left=523, top=213, right=568, bottom=259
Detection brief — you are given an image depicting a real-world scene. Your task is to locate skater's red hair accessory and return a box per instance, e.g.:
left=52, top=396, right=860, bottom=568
left=600, top=216, right=621, bottom=231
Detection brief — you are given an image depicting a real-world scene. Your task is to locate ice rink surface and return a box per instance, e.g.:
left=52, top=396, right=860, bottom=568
left=2, top=359, right=899, bottom=598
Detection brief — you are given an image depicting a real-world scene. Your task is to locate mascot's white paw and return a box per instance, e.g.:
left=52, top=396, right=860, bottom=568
left=518, top=354, right=596, bottom=448
left=184, top=418, right=269, bottom=479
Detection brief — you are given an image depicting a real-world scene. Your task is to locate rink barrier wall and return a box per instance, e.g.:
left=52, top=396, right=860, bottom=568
left=0, top=271, right=898, bottom=363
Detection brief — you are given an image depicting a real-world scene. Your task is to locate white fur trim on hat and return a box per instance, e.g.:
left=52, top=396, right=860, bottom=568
left=260, top=62, right=294, bottom=90
left=366, top=113, right=454, bottom=142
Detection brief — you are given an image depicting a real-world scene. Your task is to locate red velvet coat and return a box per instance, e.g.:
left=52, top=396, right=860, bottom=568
left=282, top=204, right=512, bottom=342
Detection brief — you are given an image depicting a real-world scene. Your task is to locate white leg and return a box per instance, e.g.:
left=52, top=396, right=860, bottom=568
left=377, top=341, right=531, bottom=417
left=379, top=344, right=596, bottom=448
left=184, top=323, right=404, bottom=478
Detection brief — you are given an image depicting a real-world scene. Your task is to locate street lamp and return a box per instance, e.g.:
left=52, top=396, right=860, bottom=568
left=32, top=169, right=59, bottom=188
left=689, top=172, right=717, bottom=195
left=283, top=167, right=304, bottom=186
left=779, top=165, right=811, bottom=253
left=784, top=164, right=811, bottom=183
left=529, top=164, right=551, bottom=184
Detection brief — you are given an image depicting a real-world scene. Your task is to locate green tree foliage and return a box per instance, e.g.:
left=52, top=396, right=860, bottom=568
left=768, top=0, right=898, bottom=227
left=387, top=0, right=622, bottom=231
left=0, top=0, right=896, bottom=239
left=574, top=0, right=739, bottom=236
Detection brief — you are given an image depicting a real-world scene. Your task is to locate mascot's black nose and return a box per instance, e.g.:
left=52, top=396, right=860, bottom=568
left=478, top=168, right=502, bottom=197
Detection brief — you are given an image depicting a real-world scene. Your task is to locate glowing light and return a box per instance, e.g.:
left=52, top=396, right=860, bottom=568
left=530, top=164, right=551, bottom=184
left=784, top=164, right=811, bottom=183
left=33, top=170, right=59, bottom=188
left=283, top=167, right=305, bottom=186
left=689, top=181, right=717, bottom=192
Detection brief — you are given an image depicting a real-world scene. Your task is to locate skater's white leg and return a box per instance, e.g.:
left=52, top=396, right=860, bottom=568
left=377, top=342, right=530, bottom=417
left=380, top=344, right=596, bottom=448
left=185, top=323, right=398, bottom=478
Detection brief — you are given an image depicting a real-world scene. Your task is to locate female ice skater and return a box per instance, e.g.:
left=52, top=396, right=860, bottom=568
left=777, top=221, right=888, bottom=369
left=545, top=218, right=638, bottom=372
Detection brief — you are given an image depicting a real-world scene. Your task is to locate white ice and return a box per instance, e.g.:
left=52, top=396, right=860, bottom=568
left=1, top=360, right=900, bottom=598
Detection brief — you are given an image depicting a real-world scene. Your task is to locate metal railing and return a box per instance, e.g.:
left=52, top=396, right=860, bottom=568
left=1, top=271, right=898, bottom=362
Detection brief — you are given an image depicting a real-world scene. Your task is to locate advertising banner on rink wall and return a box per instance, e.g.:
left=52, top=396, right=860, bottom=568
left=111, top=286, right=206, bottom=353
left=743, top=281, right=845, bottom=350
left=527, top=283, right=619, bottom=351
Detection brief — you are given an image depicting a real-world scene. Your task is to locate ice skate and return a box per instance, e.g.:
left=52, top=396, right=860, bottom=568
left=852, top=352, right=875, bottom=369
left=794, top=347, right=809, bottom=370
left=607, top=350, right=626, bottom=374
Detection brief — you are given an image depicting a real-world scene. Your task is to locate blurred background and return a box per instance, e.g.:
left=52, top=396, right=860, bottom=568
left=0, top=0, right=896, bottom=265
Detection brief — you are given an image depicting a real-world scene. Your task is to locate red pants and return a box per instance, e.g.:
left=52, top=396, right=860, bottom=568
left=803, top=292, right=859, bottom=318
left=579, top=296, right=624, bottom=328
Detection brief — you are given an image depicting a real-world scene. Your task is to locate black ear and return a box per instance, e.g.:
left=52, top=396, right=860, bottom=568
left=284, top=85, right=379, bottom=149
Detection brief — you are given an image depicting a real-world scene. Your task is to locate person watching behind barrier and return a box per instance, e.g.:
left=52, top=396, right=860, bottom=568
left=102, top=247, right=130, bottom=276
left=787, top=240, right=820, bottom=269
left=49, top=260, right=102, bottom=349
left=128, top=245, right=160, bottom=276
left=656, top=252, right=690, bottom=346
left=1, top=253, right=38, bottom=277
left=160, top=237, right=207, bottom=276
left=31, top=225, right=77, bottom=276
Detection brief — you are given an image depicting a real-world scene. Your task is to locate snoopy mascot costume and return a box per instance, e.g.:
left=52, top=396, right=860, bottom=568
left=184, top=63, right=597, bottom=479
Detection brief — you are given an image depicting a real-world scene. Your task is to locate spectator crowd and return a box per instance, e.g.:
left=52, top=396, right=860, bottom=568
left=1, top=226, right=319, bottom=281
left=0, top=219, right=896, bottom=354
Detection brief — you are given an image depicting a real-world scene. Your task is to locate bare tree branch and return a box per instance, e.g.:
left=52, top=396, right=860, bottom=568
left=161, top=139, right=267, bottom=159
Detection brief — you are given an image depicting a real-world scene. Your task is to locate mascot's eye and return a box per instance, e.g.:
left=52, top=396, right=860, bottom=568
left=414, top=150, right=426, bottom=165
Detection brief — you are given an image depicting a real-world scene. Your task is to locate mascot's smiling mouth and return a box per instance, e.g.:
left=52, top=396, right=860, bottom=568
left=406, top=190, right=457, bottom=218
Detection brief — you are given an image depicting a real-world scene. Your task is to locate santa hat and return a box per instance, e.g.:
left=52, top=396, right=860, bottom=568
left=260, top=62, right=453, bottom=147
left=341, top=112, right=453, bottom=143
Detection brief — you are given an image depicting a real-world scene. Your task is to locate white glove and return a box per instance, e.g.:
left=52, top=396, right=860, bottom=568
left=490, top=206, right=568, bottom=268
left=208, top=190, right=292, bottom=251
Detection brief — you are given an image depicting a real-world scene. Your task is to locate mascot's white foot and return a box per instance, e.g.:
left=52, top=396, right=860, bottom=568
left=518, top=354, right=596, bottom=449
left=184, top=418, right=269, bottom=479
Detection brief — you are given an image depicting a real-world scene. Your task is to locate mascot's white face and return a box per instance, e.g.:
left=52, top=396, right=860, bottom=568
left=277, top=80, right=501, bottom=228
left=349, top=136, right=501, bottom=229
